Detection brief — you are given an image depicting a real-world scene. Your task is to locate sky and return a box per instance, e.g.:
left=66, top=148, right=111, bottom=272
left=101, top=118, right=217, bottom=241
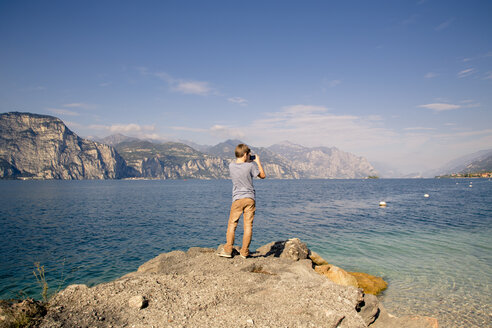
left=0, top=0, right=491, bottom=174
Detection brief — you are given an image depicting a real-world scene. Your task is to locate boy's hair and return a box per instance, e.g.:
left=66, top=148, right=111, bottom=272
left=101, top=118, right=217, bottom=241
left=235, top=144, right=251, bottom=158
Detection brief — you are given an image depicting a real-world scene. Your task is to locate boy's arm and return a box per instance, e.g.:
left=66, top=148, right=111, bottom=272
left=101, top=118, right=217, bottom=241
left=254, top=155, right=266, bottom=179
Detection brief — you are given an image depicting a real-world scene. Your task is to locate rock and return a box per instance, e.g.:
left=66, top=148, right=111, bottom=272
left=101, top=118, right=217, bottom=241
left=315, top=264, right=359, bottom=289
left=267, top=141, right=378, bottom=178
left=128, top=295, right=148, bottom=310
left=187, top=247, right=216, bottom=257
left=371, top=303, right=439, bottom=328
left=357, top=293, right=380, bottom=325
left=255, top=238, right=309, bottom=261
left=0, top=112, right=131, bottom=179
left=40, top=240, right=369, bottom=328
left=137, top=250, right=187, bottom=273
left=324, top=310, right=346, bottom=328
left=348, top=271, right=388, bottom=295
left=36, top=239, right=438, bottom=328
left=309, top=250, right=329, bottom=266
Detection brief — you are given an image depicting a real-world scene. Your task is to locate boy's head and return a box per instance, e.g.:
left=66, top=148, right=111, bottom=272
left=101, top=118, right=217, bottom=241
left=235, top=144, right=251, bottom=158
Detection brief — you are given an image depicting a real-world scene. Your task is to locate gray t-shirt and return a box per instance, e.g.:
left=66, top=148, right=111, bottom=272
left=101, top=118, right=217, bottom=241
left=229, top=161, right=260, bottom=202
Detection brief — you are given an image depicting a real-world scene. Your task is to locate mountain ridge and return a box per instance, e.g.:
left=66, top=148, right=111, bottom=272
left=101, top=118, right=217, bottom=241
left=2, top=112, right=380, bottom=179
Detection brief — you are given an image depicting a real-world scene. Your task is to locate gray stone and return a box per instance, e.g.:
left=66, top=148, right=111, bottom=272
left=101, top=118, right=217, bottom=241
left=128, top=295, right=148, bottom=310
left=357, top=293, right=380, bottom=325
left=256, top=238, right=309, bottom=261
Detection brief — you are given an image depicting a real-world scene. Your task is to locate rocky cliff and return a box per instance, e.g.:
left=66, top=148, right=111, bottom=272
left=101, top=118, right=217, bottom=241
left=0, top=112, right=129, bottom=179
left=115, top=140, right=231, bottom=179
left=268, top=141, right=378, bottom=179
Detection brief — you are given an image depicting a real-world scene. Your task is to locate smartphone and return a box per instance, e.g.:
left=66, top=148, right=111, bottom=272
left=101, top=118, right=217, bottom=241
left=250, top=155, right=256, bottom=160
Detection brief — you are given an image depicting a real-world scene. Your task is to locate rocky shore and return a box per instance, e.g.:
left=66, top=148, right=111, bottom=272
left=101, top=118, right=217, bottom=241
left=0, top=239, right=438, bottom=327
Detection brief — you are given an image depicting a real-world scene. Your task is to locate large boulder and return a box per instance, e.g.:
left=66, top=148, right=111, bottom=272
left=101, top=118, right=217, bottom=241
left=255, top=238, right=310, bottom=261
left=356, top=293, right=380, bottom=326
left=315, top=264, right=359, bottom=289
left=309, top=250, right=329, bottom=266
left=348, top=271, right=388, bottom=295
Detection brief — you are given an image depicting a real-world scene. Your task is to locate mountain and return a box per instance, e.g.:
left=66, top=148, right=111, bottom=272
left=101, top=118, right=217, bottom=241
left=370, top=162, right=403, bottom=178
left=177, top=139, right=211, bottom=153
left=205, top=140, right=299, bottom=179
left=0, top=112, right=130, bottom=179
left=205, top=139, right=243, bottom=159
left=0, top=112, right=381, bottom=180
left=91, top=133, right=140, bottom=146
left=429, top=149, right=492, bottom=176
left=268, top=141, right=378, bottom=178
left=115, top=140, right=229, bottom=179
left=459, top=153, right=492, bottom=173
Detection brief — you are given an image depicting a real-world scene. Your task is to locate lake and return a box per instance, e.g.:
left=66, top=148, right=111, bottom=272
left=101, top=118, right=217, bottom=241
left=0, top=179, right=491, bottom=327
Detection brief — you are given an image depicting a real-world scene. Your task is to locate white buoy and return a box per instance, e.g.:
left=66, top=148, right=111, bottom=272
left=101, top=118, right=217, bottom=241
left=469, top=184, right=473, bottom=188
left=379, top=201, right=387, bottom=207
left=424, top=194, right=429, bottom=198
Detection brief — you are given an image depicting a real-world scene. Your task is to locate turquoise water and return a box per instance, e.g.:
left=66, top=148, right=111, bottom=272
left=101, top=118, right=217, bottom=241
left=0, top=179, right=491, bottom=327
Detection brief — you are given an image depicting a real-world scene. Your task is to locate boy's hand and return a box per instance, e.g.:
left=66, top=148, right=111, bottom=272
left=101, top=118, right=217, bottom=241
left=253, top=155, right=266, bottom=179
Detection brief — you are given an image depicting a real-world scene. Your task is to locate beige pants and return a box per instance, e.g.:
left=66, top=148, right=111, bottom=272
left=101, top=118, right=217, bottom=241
left=224, top=198, right=256, bottom=256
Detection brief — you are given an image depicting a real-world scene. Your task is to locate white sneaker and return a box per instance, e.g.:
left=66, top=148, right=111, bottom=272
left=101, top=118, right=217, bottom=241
left=217, top=251, right=232, bottom=258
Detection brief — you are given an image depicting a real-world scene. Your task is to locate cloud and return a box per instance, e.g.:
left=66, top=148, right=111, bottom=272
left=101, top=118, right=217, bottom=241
left=436, top=129, right=492, bottom=138
left=366, top=115, right=384, bottom=121
left=209, top=124, right=245, bottom=139
left=171, top=126, right=208, bottom=133
left=404, top=127, right=436, bottom=131
left=244, top=105, right=397, bottom=152
left=172, top=81, right=213, bottom=96
left=484, top=72, right=492, bottom=80
left=326, top=79, right=341, bottom=88
left=138, top=67, right=217, bottom=96
left=418, top=103, right=461, bottom=111
left=49, top=108, right=80, bottom=116
left=228, top=97, right=248, bottom=106
left=63, top=103, right=95, bottom=110
left=171, top=124, right=245, bottom=140
left=169, top=103, right=489, bottom=174
left=457, top=68, right=475, bottom=78
left=435, top=18, right=454, bottom=31
left=282, top=105, right=329, bottom=114
left=322, top=79, right=342, bottom=92
left=89, top=123, right=155, bottom=134
left=460, top=100, right=481, bottom=108
left=424, top=72, right=438, bottom=79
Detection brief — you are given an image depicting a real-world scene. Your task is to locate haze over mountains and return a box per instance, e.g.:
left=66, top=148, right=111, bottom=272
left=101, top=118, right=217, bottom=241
left=1, top=112, right=490, bottom=180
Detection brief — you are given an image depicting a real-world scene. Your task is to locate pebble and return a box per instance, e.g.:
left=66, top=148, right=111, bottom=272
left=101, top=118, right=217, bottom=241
left=246, top=318, right=254, bottom=325
left=128, top=295, right=148, bottom=310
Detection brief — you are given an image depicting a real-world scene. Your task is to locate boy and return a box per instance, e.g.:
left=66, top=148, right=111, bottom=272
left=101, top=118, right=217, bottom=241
left=219, top=143, right=266, bottom=258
